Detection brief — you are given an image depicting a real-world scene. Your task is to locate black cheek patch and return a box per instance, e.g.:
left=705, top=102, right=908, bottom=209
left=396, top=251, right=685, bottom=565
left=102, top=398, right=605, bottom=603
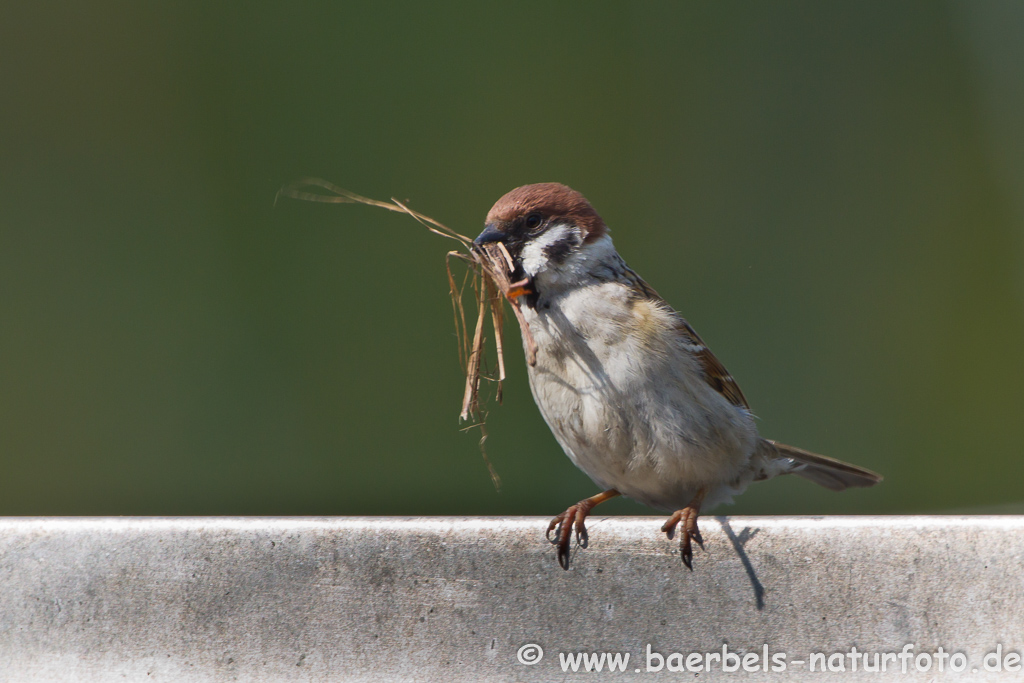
left=543, top=234, right=579, bottom=264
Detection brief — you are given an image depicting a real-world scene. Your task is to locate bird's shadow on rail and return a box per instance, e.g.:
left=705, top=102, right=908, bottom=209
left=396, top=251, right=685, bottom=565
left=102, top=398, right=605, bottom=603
left=715, top=517, right=764, bottom=611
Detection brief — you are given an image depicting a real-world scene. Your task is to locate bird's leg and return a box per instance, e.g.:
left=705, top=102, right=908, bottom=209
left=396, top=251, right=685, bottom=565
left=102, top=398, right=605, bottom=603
left=546, top=489, right=620, bottom=570
left=661, top=487, right=708, bottom=570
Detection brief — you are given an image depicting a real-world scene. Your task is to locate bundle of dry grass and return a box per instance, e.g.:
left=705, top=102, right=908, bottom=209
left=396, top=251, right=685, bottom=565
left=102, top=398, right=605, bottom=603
left=277, top=178, right=538, bottom=489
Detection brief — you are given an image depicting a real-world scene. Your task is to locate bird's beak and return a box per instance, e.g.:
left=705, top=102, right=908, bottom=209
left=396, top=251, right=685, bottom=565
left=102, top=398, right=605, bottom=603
left=473, top=221, right=532, bottom=301
left=473, top=223, right=505, bottom=246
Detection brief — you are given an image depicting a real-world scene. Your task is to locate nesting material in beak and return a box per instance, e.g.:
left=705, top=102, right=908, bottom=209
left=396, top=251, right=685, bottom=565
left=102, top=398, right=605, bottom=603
left=278, top=178, right=539, bottom=491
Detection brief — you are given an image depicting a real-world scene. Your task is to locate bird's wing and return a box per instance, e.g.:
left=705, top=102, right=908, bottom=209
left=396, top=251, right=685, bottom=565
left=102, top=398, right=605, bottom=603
left=673, top=317, right=750, bottom=409
left=622, top=265, right=751, bottom=410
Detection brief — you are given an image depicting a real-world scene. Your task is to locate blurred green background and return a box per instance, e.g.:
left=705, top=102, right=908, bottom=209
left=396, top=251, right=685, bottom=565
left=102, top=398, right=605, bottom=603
left=2, top=2, right=1023, bottom=517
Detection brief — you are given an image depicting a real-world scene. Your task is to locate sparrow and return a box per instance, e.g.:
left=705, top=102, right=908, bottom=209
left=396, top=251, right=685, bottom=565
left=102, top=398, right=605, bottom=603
left=473, top=183, right=881, bottom=570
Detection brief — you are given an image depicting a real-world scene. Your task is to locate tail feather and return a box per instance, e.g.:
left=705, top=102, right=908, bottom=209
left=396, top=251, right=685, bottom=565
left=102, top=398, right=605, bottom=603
left=762, top=439, right=882, bottom=491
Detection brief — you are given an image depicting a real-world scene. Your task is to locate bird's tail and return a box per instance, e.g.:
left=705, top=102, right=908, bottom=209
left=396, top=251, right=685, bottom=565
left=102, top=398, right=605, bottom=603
left=760, top=439, right=882, bottom=491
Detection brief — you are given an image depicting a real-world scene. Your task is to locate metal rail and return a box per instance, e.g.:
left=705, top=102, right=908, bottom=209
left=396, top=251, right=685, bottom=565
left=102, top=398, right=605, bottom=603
left=1, top=517, right=1021, bottom=681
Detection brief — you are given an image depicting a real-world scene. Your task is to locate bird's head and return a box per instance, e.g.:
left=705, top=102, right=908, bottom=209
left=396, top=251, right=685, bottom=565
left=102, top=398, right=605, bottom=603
left=474, top=183, right=609, bottom=296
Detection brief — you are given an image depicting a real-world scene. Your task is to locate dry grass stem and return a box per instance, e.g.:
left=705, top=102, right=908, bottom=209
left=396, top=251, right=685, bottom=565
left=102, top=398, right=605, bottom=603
left=278, top=178, right=537, bottom=490
left=472, top=243, right=539, bottom=366
left=461, top=278, right=488, bottom=421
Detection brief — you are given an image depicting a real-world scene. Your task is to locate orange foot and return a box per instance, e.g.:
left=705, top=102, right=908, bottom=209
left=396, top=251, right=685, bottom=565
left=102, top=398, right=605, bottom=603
left=661, top=488, right=708, bottom=570
left=546, top=489, right=619, bottom=570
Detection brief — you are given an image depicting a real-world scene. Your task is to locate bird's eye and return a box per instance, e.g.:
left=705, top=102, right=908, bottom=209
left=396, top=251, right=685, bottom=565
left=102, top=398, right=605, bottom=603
left=525, top=213, right=544, bottom=230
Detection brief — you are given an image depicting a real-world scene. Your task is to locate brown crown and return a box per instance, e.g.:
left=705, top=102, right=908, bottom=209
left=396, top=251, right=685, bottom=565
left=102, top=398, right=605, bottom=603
left=485, top=183, right=607, bottom=242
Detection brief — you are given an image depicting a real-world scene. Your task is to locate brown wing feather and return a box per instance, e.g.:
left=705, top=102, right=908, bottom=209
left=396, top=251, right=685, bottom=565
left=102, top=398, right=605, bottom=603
left=675, top=318, right=750, bottom=409
left=622, top=265, right=750, bottom=410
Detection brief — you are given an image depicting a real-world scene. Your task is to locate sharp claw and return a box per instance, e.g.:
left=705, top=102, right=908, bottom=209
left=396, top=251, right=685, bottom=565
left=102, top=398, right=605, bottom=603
left=577, top=524, right=593, bottom=548
left=547, top=493, right=618, bottom=570
left=555, top=507, right=575, bottom=570
left=662, top=503, right=703, bottom=569
left=681, top=536, right=694, bottom=571
left=547, top=512, right=568, bottom=544
left=558, top=545, right=571, bottom=570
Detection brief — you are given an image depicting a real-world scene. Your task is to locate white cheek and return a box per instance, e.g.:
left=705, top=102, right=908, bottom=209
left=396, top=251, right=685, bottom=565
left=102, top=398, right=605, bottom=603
left=520, top=223, right=575, bottom=278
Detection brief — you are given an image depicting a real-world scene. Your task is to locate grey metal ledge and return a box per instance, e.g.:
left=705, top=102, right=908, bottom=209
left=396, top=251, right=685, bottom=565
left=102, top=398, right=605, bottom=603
left=1, top=516, right=1023, bottom=681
